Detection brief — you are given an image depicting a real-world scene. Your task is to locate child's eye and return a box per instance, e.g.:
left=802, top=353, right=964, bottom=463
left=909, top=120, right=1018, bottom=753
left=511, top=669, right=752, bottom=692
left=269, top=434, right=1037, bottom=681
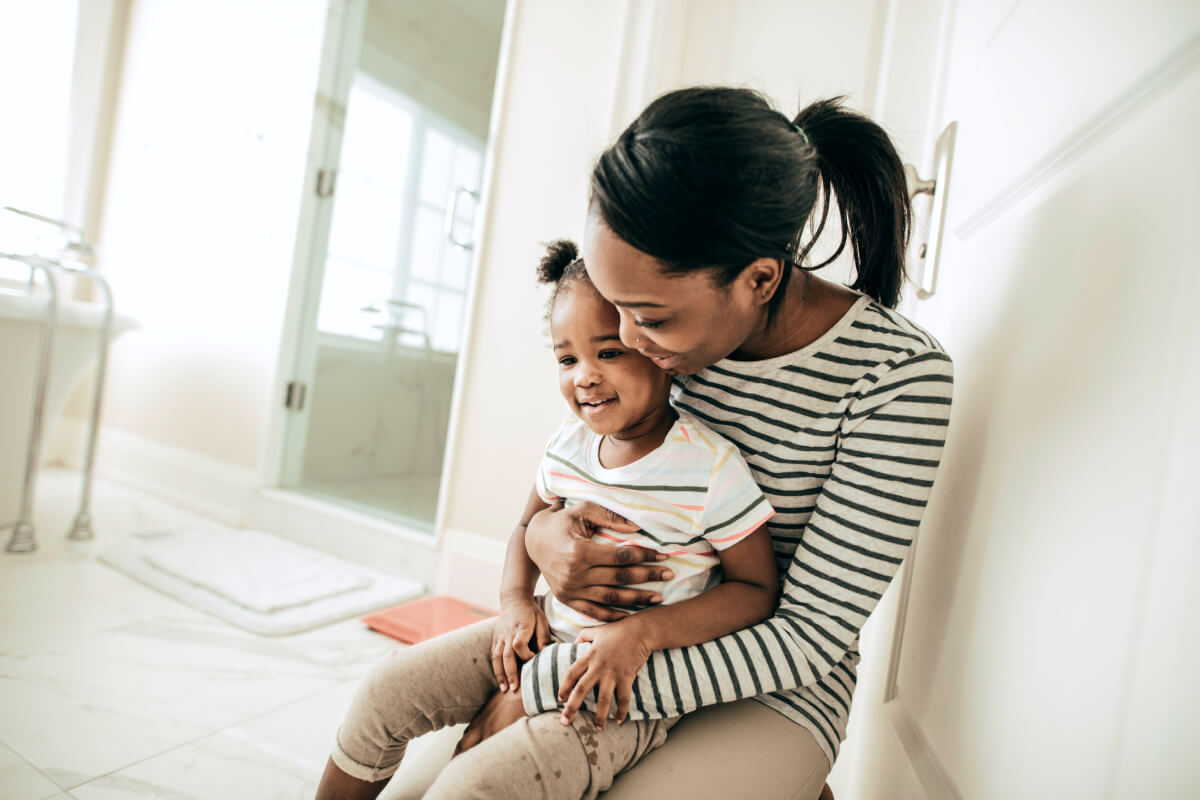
left=557, top=356, right=576, bottom=366
left=635, top=319, right=665, bottom=329
left=598, top=349, right=624, bottom=359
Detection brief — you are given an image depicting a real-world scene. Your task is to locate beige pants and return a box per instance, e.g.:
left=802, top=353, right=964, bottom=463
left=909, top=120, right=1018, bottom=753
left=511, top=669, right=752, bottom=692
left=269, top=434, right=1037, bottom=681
left=333, top=618, right=830, bottom=799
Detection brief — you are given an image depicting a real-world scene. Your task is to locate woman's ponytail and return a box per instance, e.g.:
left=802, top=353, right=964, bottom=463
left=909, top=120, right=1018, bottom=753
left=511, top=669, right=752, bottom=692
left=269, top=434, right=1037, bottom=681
left=793, top=97, right=911, bottom=309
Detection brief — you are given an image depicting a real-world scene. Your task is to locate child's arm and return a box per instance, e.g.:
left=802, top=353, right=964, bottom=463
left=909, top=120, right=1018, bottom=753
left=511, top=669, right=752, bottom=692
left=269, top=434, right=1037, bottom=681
left=492, top=485, right=553, bottom=692
left=500, top=485, right=551, bottom=603
left=558, top=524, right=778, bottom=727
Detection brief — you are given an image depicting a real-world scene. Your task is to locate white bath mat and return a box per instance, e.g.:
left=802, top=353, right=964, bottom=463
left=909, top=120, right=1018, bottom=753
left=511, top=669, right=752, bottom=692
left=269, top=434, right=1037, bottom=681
left=99, top=524, right=423, bottom=636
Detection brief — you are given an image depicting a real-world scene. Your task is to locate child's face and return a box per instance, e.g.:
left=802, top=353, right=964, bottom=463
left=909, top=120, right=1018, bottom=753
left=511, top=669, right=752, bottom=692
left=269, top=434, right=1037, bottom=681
left=551, top=282, right=673, bottom=437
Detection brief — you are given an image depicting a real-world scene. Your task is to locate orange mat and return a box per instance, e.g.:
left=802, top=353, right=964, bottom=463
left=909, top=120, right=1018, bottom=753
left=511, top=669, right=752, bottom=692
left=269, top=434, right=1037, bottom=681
left=362, top=595, right=496, bottom=644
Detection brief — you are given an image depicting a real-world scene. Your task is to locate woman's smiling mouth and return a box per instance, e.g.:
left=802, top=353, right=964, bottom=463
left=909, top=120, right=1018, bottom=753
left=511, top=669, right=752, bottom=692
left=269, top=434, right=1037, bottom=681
left=650, top=354, right=682, bottom=370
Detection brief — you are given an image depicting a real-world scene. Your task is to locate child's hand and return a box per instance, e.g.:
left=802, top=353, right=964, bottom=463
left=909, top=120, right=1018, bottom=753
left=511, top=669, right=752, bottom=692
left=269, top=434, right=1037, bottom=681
left=492, top=597, right=551, bottom=693
left=557, top=617, right=652, bottom=729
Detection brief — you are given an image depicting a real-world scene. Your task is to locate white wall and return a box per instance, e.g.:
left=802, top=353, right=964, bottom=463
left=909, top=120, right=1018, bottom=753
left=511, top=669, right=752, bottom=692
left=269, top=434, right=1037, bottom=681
left=835, top=1, right=1200, bottom=797
left=437, top=0, right=639, bottom=544
left=92, top=0, right=328, bottom=470
left=441, top=0, right=887, bottom=547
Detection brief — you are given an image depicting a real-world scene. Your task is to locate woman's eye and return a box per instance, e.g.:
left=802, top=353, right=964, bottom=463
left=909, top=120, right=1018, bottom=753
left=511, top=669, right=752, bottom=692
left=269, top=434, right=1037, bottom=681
left=635, top=319, right=664, bottom=329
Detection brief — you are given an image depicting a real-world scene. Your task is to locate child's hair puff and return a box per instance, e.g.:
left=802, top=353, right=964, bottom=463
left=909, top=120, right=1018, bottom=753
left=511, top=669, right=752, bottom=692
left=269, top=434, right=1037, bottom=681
left=537, top=238, right=591, bottom=323
left=536, top=239, right=582, bottom=284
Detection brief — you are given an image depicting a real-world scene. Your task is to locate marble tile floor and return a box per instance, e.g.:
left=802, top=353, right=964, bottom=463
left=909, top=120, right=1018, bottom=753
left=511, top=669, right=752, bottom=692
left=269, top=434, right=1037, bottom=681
left=0, top=468, right=414, bottom=799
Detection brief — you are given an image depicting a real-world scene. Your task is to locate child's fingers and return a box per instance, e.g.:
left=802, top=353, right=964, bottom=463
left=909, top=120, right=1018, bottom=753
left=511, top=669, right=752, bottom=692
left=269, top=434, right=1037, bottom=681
left=511, top=620, right=535, bottom=660
left=558, top=658, right=592, bottom=725
left=502, top=642, right=521, bottom=692
left=512, top=637, right=534, bottom=661
left=614, top=681, right=632, bottom=725
left=535, top=615, right=551, bottom=651
left=594, top=677, right=616, bottom=730
left=490, top=641, right=508, bottom=692
left=558, top=656, right=587, bottom=702
left=560, top=674, right=595, bottom=727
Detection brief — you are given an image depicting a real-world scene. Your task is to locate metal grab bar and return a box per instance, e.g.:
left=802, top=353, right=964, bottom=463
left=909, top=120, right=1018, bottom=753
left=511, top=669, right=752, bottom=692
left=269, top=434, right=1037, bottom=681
left=0, top=210, right=114, bottom=553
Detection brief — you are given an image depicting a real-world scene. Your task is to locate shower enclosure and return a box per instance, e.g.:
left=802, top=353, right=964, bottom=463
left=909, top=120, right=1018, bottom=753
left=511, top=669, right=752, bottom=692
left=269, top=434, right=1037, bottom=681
left=276, top=0, right=508, bottom=533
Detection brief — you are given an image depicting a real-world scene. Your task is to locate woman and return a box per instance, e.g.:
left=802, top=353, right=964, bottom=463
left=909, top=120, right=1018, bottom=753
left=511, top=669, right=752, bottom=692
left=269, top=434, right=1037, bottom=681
left=317, top=87, right=953, bottom=799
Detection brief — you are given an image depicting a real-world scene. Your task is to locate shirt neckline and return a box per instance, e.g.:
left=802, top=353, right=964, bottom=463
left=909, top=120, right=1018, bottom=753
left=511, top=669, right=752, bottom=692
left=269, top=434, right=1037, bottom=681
left=712, top=293, right=872, bottom=373
left=587, top=414, right=686, bottom=478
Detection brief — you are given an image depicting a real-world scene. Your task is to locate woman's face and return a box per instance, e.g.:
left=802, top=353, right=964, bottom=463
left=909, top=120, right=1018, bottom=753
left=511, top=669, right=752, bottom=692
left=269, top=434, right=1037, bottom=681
left=581, top=213, right=766, bottom=375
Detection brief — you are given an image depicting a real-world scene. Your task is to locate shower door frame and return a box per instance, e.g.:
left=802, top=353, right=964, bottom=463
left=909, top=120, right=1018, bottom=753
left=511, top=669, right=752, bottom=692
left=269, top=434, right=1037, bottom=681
left=261, top=0, right=520, bottom=547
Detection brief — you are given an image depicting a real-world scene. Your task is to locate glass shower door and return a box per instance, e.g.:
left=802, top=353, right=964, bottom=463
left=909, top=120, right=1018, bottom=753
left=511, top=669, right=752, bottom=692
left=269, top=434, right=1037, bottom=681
left=280, top=0, right=506, bottom=533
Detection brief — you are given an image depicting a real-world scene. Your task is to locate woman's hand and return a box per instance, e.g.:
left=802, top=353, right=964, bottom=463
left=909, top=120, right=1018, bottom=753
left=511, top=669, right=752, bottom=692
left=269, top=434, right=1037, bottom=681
left=557, top=617, right=652, bottom=729
left=491, top=596, right=550, bottom=693
left=455, top=689, right=526, bottom=755
left=524, top=502, right=675, bottom=621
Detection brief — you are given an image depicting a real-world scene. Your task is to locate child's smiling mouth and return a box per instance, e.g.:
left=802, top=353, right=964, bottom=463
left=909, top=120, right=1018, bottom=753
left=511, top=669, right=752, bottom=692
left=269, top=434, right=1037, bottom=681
left=578, top=397, right=616, bottom=415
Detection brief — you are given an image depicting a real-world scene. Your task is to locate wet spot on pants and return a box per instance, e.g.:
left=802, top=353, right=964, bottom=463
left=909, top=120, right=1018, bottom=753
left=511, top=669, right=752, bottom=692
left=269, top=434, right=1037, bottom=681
left=579, top=724, right=600, bottom=766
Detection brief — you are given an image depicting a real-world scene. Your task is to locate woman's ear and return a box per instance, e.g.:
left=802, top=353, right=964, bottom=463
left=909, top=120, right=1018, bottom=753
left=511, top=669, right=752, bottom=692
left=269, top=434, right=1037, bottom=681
left=741, top=258, right=785, bottom=304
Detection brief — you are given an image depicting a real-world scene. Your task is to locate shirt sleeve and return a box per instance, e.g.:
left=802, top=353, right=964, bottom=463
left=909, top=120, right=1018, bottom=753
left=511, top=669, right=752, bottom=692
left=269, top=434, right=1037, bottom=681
left=700, top=445, right=775, bottom=550
left=521, top=349, right=954, bottom=718
left=534, top=419, right=573, bottom=504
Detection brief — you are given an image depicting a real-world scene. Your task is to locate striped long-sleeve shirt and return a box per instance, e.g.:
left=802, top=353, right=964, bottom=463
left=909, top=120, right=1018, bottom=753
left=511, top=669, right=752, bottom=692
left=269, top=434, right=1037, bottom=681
left=520, top=294, right=955, bottom=766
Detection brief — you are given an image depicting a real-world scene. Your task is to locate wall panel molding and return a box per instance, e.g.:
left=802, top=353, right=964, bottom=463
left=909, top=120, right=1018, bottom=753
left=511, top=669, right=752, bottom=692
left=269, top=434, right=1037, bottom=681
left=955, top=29, right=1200, bottom=239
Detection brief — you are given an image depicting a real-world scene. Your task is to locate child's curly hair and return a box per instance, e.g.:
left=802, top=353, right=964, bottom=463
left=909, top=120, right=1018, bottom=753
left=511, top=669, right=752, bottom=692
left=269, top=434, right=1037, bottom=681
left=536, top=239, right=591, bottom=323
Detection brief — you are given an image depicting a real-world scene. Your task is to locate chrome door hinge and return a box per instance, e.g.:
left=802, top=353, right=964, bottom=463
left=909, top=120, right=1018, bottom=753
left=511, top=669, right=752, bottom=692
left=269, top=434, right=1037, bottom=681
left=284, top=381, right=307, bottom=411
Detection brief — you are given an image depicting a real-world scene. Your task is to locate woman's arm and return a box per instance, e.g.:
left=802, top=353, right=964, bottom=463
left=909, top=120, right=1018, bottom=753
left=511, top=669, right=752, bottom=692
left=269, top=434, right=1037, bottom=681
left=521, top=350, right=954, bottom=720
left=616, top=526, right=779, bottom=650
left=556, top=525, right=778, bottom=726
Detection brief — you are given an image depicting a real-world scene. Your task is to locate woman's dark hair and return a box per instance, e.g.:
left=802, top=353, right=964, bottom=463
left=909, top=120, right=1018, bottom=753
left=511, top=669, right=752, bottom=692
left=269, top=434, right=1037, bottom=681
left=590, top=87, right=912, bottom=312
left=536, top=238, right=590, bottom=321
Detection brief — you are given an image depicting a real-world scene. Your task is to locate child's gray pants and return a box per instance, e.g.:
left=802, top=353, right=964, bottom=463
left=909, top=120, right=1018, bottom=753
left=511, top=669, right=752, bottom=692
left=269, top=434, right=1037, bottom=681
left=330, top=617, right=675, bottom=799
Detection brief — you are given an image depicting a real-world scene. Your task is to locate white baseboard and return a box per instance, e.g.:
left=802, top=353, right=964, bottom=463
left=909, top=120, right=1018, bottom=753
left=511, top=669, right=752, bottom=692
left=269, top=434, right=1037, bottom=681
left=49, top=418, right=258, bottom=526
left=50, top=418, right=442, bottom=588
left=246, top=488, right=440, bottom=585
left=887, top=696, right=963, bottom=800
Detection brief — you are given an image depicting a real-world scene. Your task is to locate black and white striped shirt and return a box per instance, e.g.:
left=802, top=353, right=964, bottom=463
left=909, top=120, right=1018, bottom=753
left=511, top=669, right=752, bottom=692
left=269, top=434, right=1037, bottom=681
left=521, top=294, right=954, bottom=765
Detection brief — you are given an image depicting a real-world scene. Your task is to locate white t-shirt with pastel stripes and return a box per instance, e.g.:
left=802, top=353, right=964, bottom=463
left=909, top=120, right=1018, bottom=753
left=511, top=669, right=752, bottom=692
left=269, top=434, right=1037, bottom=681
left=535, top=412, right=775, bottom=643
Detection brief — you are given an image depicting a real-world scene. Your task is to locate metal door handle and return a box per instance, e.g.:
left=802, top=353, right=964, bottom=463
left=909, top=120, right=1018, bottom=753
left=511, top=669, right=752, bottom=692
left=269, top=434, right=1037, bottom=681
left=903, top=121, right=957, bottom=299
left=316, top=169, right=337, bottom=198
left=445, top=186, right=479, bottom=250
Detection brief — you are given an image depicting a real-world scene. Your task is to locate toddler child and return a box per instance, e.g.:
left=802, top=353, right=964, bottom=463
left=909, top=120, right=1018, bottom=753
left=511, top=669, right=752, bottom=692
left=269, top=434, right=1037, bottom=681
left=492, top=239, right=780, bottom=725
left=322, top=240, right=779, bottom=799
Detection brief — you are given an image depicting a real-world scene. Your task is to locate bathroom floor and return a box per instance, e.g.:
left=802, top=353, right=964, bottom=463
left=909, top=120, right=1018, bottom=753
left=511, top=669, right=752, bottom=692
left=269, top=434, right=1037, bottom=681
left=0, top=468, right=407, bottom=799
